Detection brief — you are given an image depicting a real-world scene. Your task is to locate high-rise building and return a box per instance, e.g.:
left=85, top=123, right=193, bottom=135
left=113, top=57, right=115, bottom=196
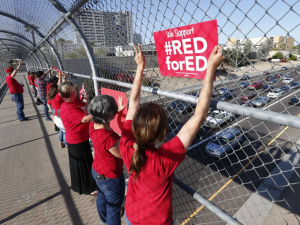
left=133, top=33, right=143, bottom=45
left=75, top=9, right=134, bottom=49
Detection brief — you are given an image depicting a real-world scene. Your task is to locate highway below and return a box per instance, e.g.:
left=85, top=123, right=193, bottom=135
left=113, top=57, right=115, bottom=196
left=164, top=67, right=300, bottom=224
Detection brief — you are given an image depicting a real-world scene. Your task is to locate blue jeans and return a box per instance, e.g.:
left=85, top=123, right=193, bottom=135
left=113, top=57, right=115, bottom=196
left=91, top=167, right=125, bottom=225
left=30, top=85, right=37, bottom=98
left=39, top=96, right=50, bottom=120
left=59, top=130, right=67, bottom=146
left=11, top=93, right=25, bottom=121
left=124, top=212, right=173, bottom=225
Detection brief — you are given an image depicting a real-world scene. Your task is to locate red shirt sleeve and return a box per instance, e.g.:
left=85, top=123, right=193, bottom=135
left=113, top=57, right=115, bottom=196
left=68, top=108, right=85, bottom=124
left=105, top=132, right=120, bottom=151
left=121, top=120, right=136, bottom=144
left=158, top=136, right=185, bottom=176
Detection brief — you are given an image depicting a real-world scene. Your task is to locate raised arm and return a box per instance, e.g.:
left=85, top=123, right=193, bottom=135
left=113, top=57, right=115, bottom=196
left=11, top=61, right=22, bottom=79
left=44, top=67, right=53, bottom=75
left=177, top=46, right=224, bottom=150
left=125, top=43, right=145, bottom=121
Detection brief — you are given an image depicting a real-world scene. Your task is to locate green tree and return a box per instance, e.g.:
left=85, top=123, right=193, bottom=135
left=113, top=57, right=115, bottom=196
left=88, top=41, right=95, bottom=55
left=76, top=46, right=88, bottom=58
left=242, top=39, right=253, bottom=61
left=257, top=39, right=274, bottom=60
left=290, top=54, right=297, bottom=61
left=272, top=52, right=284, bottom=59
left=24, top=24, right=40, bottom=45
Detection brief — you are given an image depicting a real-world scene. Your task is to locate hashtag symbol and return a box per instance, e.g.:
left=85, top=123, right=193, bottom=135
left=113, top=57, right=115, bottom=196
left=164, top=41, right=172, bottom=55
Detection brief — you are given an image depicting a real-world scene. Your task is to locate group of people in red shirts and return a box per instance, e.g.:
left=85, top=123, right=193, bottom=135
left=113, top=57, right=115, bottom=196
left=5, top=44, right=224, bottom=225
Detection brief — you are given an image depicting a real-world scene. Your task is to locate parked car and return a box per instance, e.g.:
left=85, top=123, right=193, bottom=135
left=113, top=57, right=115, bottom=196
left=281, top=59, right=287, bottom=62
left=295, top=68, right=300, bottom=73
left=240, top=75, right=250, bottom=80
left=220, top=92, right=236, bottom=101
left=268, top=78, right=278, bottom=84
left=240, top=92, right=257, bottom=100
left=174, top=101, right=196, bottom=115
left=282, top=78, right=294, bottom=84
left=280, top=86, right=291, bottom=94
left=217, top=87, right=232, bottom=95
left=265, top=75, right=275, bottom=81
left=281, top=74, right=290, bottom=78
left=289, top=96, right=300, bottom=105
left=240, top=101, right=256, bottom=108
left=281, top=66, right=288, bottom=71
left=204, top=110, right=234, bottom=128
left=267, top=88, right=284, bottom=99
left=116, top=72, right=134, bottom=83
left=239, top=81, right=250, bottom=88
left=205, top=128, right=243, bottom=157
left=262, top=85, right=274, bottom=91
left=274, top=73, right=281, bottom=78
left=252, top=96, right=271, bottom=107
left=290, top=82, right=300, bottom=89
left=247, top=81, right=263, bottom=90
left=263, top=71, right=270, bottom=75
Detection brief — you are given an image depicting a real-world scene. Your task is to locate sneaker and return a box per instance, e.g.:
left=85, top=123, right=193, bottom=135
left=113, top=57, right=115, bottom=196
left=46, top=118, right=52, bottom=122
left=60, top=142, right=65, bottom=148
left=20, top=117, right=29, bottom=122
left=35, top=101, right=42, bottom=105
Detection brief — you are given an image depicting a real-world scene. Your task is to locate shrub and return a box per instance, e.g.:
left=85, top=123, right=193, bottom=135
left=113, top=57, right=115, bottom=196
left=272, top=52, right=284, bottom=59
left=290, top=54, right=297, bottom=61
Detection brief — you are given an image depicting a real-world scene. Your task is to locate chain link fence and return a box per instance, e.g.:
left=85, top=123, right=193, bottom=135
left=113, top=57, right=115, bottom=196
left=2, top=0, right=300, bottom=224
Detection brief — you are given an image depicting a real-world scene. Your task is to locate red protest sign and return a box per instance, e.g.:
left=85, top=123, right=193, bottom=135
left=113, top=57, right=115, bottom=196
left=153, top=20, right=218, bottom=79
left=100, top=88, right=128, bottom=135
left=52, top=67, right=61, bottom=73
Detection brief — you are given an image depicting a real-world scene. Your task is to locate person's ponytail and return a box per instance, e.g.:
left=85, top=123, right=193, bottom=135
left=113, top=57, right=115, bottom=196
left=129, top=144, right=147, bottom=181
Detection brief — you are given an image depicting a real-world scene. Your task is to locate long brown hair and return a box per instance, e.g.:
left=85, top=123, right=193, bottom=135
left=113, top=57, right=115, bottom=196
left=47, top=85, right=58, bottom=100
left=130, top=102, right=169, bottom=181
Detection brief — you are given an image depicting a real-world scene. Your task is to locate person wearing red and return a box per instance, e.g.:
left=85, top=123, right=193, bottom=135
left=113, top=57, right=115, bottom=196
left=89, top=95, right=126, bottom=224
left=119, top=44, right=224, bottom=225
left=6, top=61, right=28, bottom=122
left=59, top=82, right=96, bottom=195
left=27, top=71, right=38, bottom=99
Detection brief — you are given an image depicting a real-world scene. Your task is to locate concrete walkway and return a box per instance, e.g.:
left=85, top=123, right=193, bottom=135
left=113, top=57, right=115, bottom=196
left=0, top=69, right=125, bottom=225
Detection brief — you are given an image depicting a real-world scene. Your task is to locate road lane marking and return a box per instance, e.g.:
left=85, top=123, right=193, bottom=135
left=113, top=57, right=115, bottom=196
left=181, top=114, right=300, bottom=225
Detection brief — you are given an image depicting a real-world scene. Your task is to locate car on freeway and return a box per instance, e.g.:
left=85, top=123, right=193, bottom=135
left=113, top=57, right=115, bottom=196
left=247, top=81, right=263, bottom=90
left=217, top=87, right=232, bottom=95
left=267, top=88, right=284, bottom=99
left=290, top=82, right=300, bottom=89
left=274, top=73, right=281, bottom=78
left=240, top=92, right=257, bottom=100
left=240, top=75, right=250, bottom=80
left=205, top=128, right=243, bottom=158
left=295, top=68, right=300, bottom=73
left=265, top=75, right=275, bottom=81
left=268, top=78, right=278, bottom=84
left=262, top=85, right=274, bottom=91
left=238, top=81, right=250, bottom=88
left=240, top=101, right=256, bottom=108
left=282, top=78, right=294, bottom=84
left=167, top=100, right=182, bottom=110
left=281, top=74, right=290, bottom=78
left=280, top=86, right=291, bottom=94
left=174, top=101, right=196, bottom=115
left=289, top=96, right=300, bottom=105
left=220, top=92, right=236, bottom=101
left=281, top=66, right=288, bottom=71
left=204, top=110, right=234, bottom=128
left=252, top=96, right=271, bottom=107
left=263, top=71, right=270, bottom=75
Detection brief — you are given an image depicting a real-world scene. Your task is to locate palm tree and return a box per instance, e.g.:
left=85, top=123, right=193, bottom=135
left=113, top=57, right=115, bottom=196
left=57, top=38, right=66, bottom=59
left=24, top=24, right=40, bottom=45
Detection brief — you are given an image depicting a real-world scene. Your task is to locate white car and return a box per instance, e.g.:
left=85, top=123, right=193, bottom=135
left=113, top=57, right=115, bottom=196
left=204, top=110, right=234, bottom=128
left=282, top=78, right=294, bottom=84
left=267, top=89, right=283, bottom=99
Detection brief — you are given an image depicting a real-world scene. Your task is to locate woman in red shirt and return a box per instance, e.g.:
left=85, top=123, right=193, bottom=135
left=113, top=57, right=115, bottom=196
left=27, top=71, right=37, bottom=99
left=59, top=82, right=97, bottom=195
left=119, top=44, right=224, bottom=225
left=88, top=95, right=125, bottom=224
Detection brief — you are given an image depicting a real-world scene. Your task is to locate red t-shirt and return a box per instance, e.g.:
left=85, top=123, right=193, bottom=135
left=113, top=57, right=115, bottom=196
left=46, top=83, right=53, bottom=104
left=6, top=75, right=24, bottom=94
left=89, top=122, right=123, bottom=179
left=60, top=98, right=89, bottom=144
left=51, top=94, right=64, bottom=116
left=119, top=120, right=185, bottom=225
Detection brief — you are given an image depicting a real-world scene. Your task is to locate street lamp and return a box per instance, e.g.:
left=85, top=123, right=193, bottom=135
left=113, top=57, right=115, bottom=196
left=235, top=27, right=242, bottom=73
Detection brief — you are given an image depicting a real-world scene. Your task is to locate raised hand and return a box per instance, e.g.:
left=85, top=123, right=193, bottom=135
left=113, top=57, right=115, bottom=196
left=207, top=46, right=224, bottom=71
left=118, top=96, right=126, bottom=112
left=133, top=43, right=145, bottom=69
